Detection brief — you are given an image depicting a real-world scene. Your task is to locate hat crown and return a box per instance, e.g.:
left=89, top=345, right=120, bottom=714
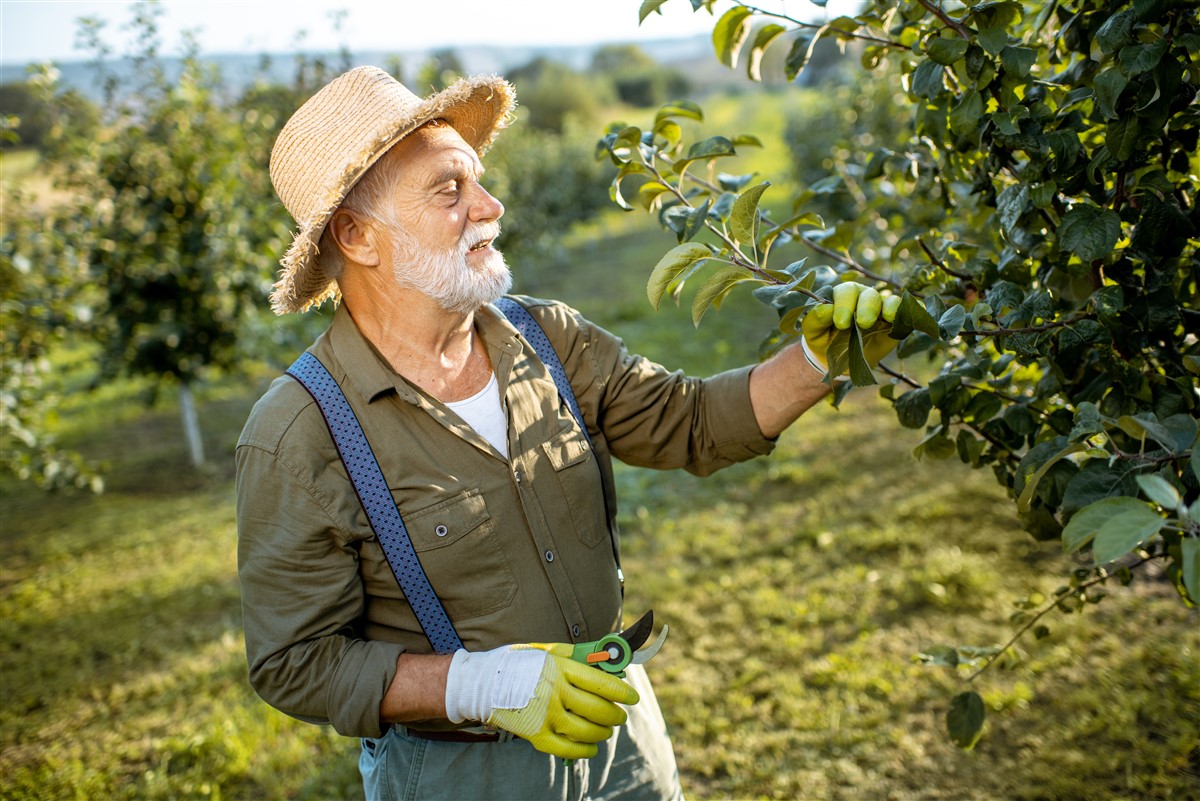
left=270, top=66, right=420, bottom=224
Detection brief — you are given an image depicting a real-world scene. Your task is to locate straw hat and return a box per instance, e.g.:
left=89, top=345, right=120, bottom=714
left=268, top=66, right=515, bottom=314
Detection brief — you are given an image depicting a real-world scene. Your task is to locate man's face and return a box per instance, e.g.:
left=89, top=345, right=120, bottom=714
left=378, top=125, right=511, bottom=314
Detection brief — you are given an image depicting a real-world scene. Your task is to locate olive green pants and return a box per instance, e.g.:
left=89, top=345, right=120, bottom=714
left=358, top=666, right=684, bottom=801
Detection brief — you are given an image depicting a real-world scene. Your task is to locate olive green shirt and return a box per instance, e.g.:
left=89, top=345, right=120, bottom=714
left=236, top=296, right=774, bottom=737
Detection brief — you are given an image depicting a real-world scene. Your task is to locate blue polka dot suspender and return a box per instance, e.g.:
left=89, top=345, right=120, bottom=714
left=285, top=299, right=593, bottom=655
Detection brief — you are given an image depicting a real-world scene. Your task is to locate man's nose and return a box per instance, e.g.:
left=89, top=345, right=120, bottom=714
left=469, top=185, right=504, bottom=223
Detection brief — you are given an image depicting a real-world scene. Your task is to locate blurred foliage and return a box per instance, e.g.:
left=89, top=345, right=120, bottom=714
left=0, top=69, right=98, bottom=151
left=591, top=43, right=693, bottom=107
left=614, top=0, right=1200, bottom=746
left=0, top=188, right=103, bottom=491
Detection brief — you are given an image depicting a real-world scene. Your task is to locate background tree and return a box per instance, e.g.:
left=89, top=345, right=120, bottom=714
left=45, top=7, right=290, bottom=467
left=591, top=43, right=693, bottom=107
left=613, top=0, right=1199, bottom=746
left=417, top=47, right=465, bottom=93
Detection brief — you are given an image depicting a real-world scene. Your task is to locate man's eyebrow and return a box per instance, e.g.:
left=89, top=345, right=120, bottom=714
left=426, top=158, right=483, bottom=189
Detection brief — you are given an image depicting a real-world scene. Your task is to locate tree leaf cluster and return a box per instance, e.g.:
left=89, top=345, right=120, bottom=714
left=624, top=0, right=1199, bottom=748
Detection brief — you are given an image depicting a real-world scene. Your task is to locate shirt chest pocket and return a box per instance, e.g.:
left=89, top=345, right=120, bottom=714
left=541, top=430, right=608, bottom=549
left=362, top=488, right=517, bottom=622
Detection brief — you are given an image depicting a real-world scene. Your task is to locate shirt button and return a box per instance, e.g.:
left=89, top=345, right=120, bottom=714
left=572, top=624, right=581, bottom=638
left=544, top=550, right=555, bottom=562
left=514, top=470, right=523, bottom=484
left=434, top=525, right=448, bottom=538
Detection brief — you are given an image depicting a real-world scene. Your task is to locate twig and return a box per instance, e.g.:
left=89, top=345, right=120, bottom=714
left=917, top=236, right=972, bottom=280
left=965, top=554, right=1162, bottom=682
left=737, top=2, right=912, bottom=50
left=917, top=0, right=972, bottom=38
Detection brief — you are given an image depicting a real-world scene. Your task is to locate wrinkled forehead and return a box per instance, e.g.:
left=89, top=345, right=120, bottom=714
left=392, top=123, right=484, bottom=188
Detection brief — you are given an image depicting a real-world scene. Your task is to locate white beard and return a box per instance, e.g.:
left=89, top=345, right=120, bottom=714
left=389, top=223, right=512, bottom=315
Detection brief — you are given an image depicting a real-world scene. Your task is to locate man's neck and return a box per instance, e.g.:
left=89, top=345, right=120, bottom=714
left=342, top=284, right=490, bottom=403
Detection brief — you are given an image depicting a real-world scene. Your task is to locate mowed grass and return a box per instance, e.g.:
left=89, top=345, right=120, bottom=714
left=3, top=217, right=1197, bottom=801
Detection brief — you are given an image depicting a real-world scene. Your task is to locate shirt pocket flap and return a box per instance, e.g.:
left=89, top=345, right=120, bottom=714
left=542, top=433, right=591, bottom=471
left=402, top=490, right=491, bottom=552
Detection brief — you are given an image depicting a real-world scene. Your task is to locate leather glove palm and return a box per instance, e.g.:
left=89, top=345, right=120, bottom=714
left=801, top=282, right=901, bottom=372
left=444, top=643, right=639, bottom=760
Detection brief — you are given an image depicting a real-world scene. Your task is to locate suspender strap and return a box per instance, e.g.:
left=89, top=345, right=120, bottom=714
left=286, top=351, right=464, bottom=655
left=494, top=297, right=592, bottom=447
left=495, top=298, right=623, bottom=588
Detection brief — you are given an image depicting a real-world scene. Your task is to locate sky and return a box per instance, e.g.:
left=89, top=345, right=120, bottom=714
left=0, top=0, right=857, bottom=66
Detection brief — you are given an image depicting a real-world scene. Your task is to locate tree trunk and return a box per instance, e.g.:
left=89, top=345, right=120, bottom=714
left=179, top=383, right=205, bottom=467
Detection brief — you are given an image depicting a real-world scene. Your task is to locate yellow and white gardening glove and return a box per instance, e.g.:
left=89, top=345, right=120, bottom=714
left=444, top=643, right=640, bottom=760
left=800, top=281, right=902, bottom=375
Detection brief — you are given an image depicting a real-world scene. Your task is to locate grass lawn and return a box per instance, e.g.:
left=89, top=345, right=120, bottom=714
left=3, top=215, right=1197, bottom=800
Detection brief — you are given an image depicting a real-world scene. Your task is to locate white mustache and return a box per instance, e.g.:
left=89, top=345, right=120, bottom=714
left=463, top=224, right=502, bottom=252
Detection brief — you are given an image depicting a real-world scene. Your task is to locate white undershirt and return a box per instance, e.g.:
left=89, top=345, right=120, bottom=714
left=445, top=372, right=509, bottom=458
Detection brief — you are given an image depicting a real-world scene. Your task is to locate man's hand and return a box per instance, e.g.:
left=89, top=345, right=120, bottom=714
left=444, top=643, right=639, bottom=760
left=800, top=282, right=902, bottom=373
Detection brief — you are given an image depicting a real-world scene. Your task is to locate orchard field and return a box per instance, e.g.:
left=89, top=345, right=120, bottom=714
left=3, top=4, right=1199, bottom=797
left=2, top=201, right=1197, bottom=801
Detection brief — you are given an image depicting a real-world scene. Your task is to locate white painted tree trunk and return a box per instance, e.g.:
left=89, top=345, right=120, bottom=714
left=179, top=383, right=205, bottom=467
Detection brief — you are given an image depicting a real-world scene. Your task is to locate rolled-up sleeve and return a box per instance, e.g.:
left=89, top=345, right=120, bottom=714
left=236, top=440, right=405, bottom=738
left=520, top=299, right=776, bottom=477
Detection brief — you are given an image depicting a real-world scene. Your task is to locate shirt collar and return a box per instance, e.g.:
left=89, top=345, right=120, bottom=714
left=323, top=298, right=526, bottom=406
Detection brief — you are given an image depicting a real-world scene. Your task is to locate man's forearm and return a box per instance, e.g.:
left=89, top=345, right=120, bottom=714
left=748, top=341, right=831, bottom=439
left=380, top=653, right=455, bottom=724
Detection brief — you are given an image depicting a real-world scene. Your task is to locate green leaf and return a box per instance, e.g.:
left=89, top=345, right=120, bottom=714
left=692, top=266, right=753, bottom=326
left=638, top=0, right=670, bottom=24
left=1064, top=497, right=1141, bottom=553
left=1059, top=205, right=1121, bottom=263
left=713, top=6, right=753, bottom=68
left=947, top=691, right=985, bottom=750
left=895, top=388, right=933, bottom=429
left=1091, top=504, right=1165, bottom=565
left=686, top=136, right=737, bottom=161
left=1095, top=9, right=1136, bottom=54
left=1122, top=413, right=1199, bottom=453
left=823, top=328, right=852, bottom=384
left=638, top=181, right=671, bottom=211
left=647, top=243, right=712, bottom=309
left=653, top=119, right=682, bottom=149
left=1000, top=46, right=1036, bottom=77
left=747, top=23, right=787, bottom=81
left=1018, top=442, right=1087, bottom=513
left=949, top=90, right=984, bottom=136
left=891, top=291, right=941, bottom=339
left=1136, top=474, right=1181, bottom=510
left=655, top=100, right=704, bottom=125
left=1181, top=538, right=1200, bottom=604
left=730, top=181, right=770, bottom=246
left=1118, top=41, right=1168, bottom=77
left=1063, top=461, right=1141, bottom=516
left=938, top=305, right=968, bottom=339
left=910, top=59, right=946, bottom=98
left=997, top=183, right=1029, bottom=233
left=683, top=197, right=712, bottom=243
left=784, top=32, right=817, bottom=81
left=928, top=37, right=969, bottom=66
left=1093, top=68, right=1129, bottom=120
left=847, top=325, right=877, bottom=387
left=1106, top=116, right=1141, bottom=162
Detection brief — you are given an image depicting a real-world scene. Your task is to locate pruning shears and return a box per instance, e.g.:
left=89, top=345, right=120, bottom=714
left=568, top=609, right=668, bottom=678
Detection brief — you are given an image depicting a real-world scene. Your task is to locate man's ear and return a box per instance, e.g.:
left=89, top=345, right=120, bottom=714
left=328, top=209, right=381, bottom=267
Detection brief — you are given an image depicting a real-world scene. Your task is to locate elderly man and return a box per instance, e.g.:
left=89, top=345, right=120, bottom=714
left=237, top=66, right=896, bottom=801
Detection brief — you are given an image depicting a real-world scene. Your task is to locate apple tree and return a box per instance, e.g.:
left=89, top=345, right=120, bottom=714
left=607, top=0, right=1199, bottom=746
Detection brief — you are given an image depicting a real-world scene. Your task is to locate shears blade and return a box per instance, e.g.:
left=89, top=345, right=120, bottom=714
left=617, top=609, right=655, bottom=651
left=630, top=624, right=669, bottom=665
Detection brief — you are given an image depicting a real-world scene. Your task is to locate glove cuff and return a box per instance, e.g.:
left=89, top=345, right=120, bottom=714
left=799, top=335, right=826, bottom=373
left=444, top=647, right=546, bottom=724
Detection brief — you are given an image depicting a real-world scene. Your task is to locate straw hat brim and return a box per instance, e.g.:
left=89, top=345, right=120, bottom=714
left=271, top=74, right=514, bottom=314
